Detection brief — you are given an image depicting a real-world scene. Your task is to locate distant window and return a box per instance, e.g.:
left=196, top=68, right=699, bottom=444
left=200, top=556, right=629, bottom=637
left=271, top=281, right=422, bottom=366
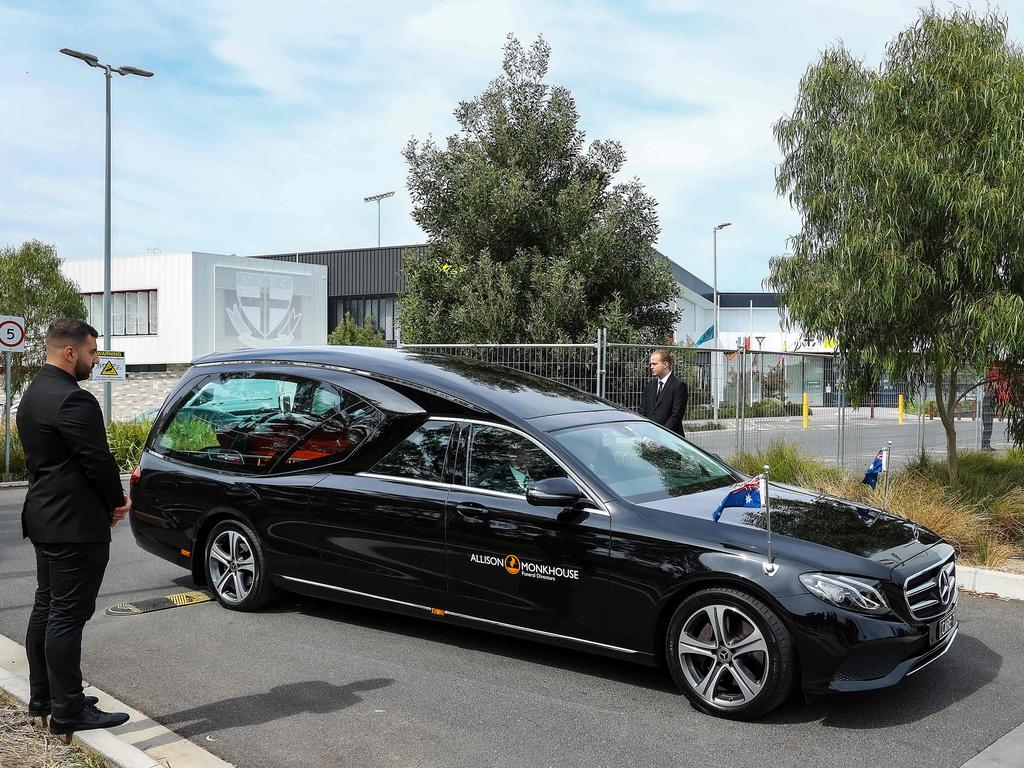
left=371, top=421, right=455, bottom=483
left=82, top=290, right=158, bottom=336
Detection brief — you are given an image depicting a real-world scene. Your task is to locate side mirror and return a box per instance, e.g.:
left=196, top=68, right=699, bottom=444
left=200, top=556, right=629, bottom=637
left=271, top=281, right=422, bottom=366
left=527, top=476, right=583, bottom=507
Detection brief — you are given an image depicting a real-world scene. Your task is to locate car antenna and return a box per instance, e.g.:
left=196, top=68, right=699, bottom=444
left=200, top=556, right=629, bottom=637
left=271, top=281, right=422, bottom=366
left=762, top=464, right=778, bottom=576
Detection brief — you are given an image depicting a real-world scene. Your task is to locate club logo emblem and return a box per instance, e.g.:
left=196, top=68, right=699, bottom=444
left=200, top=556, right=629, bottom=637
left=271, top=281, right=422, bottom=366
left=504, top=555, right=521, bottom=575
left=226, top=271, right=301, bottom=347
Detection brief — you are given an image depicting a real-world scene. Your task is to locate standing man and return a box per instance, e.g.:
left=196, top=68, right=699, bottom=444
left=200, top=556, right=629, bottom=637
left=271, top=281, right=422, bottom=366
left=16, top=319, right=131, bottom=734
left=642, top=348, right=688, bottom=437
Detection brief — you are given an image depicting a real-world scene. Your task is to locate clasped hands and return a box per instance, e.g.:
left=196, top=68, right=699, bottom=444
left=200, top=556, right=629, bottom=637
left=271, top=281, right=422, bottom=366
left=111, top=492, right=132, bottom=527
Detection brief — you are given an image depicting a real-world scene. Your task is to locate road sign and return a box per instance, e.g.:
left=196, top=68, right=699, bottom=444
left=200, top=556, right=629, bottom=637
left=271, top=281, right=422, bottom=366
left=91, top=350, right=126, bottom=381
left=0, top=315, right=26, bottom=353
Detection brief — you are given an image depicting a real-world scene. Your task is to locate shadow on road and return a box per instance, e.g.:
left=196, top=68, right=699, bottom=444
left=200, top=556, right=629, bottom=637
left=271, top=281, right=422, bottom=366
left=763, top=633, right=999, bottom=728
left=150, top=678, right=394, bottom=737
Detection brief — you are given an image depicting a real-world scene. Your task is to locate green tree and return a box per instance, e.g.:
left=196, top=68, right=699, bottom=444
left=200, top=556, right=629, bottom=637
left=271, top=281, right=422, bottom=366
left=327, top=312, right=385, bottom=347
left=0, top=240, right=87, bottom=394
left=770, top=8, right=1024, bottom=484
left=400, top=35, right=680, bottom=345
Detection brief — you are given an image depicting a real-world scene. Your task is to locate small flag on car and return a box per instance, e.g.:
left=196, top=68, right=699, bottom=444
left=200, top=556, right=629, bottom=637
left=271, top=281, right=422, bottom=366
left=712, top=475, right=766, bottom=522
left=862, top=448, right=888, bottom=490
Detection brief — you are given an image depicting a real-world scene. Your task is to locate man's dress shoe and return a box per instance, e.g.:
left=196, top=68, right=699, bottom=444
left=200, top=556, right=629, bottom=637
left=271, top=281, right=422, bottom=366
left=28, top=695, right=99, bottom=717
left=49, top=703, right=130, bottom=735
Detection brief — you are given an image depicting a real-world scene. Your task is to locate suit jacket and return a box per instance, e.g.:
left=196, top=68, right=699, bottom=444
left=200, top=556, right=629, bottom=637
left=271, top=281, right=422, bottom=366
left=16, top=364, right=124, bottom=543
left=642, top=374, right=688, bottom=436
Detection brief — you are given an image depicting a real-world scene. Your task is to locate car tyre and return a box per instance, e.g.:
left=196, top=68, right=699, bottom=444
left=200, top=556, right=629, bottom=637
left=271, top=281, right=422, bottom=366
left=205, top=519, right=278, bottom=611
left=665, top=587, right=795, bottom=720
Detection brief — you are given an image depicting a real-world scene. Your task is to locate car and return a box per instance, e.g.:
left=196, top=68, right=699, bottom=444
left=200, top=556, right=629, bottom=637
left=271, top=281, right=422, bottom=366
left=129, top=346, right=958, bottom=720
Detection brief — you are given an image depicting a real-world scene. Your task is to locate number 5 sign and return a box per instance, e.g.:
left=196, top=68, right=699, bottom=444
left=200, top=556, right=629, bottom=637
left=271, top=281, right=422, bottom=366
left=0, top=316, right=26, bottom=353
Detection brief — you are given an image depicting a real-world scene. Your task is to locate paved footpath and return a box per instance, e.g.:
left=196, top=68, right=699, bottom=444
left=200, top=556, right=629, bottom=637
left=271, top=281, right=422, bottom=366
left=1, top=485, right=1023, bottom=768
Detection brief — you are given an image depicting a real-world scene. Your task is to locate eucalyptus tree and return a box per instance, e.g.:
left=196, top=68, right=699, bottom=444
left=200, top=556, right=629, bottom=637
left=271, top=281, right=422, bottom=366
left=401, top=35, right=679, bottom=344
left=771, top=8, right=1024, bottom=483
left=0, top=240, right=87, bottom=394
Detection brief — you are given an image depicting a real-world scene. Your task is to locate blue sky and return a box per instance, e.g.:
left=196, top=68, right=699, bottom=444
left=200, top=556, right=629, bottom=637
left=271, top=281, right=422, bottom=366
left=2, top=0, right=1021, bottom=290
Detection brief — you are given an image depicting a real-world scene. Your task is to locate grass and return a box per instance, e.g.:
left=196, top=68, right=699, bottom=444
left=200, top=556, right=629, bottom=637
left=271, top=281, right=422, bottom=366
left=0, top=699, right=110, bottom=768
left=730, top=441, right=1024, bottom=570
left=1, top=420, right=158, bottom=479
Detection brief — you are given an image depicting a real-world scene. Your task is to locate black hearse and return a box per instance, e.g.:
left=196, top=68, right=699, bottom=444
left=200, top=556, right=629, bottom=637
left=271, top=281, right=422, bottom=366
left=129, top=346, right=957, bottom=719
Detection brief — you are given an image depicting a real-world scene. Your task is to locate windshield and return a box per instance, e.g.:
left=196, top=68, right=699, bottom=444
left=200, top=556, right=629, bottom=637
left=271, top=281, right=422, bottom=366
left=551, top=421, right=735, bottom=503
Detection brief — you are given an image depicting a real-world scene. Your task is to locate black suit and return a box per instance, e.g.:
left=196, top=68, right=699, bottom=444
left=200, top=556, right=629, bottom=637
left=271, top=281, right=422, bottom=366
left=16, top=364, right=124, bottom=719
left=642, top=374, right=688, bottom=437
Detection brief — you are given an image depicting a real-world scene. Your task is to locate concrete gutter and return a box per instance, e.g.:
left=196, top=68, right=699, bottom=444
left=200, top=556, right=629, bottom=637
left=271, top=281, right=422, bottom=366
left=0, top=633, right=231, bottom=768
left=958, top=565, right=1024, bottom=602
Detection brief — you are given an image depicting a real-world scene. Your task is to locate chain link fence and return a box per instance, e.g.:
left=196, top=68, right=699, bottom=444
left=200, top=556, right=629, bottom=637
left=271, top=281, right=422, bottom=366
left=399, top=335, right=1009, bottom=471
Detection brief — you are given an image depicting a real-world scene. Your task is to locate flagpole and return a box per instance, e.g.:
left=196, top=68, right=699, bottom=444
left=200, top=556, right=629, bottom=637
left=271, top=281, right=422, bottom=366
left=883, top=440, right=892, bottom=513
left=762, top=464, right=778, bottom=575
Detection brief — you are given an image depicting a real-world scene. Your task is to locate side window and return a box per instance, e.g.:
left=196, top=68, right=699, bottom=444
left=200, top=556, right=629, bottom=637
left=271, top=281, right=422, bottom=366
left=154, top=373, right=378, bottom=473
left=467, top=425, right=567, bottom=495
left=282, top=401, right=383, bottom=468
left=371, top=421, right=455, bottom=483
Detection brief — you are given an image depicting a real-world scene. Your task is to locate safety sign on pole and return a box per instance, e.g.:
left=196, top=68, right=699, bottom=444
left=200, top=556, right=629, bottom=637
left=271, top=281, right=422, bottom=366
left=90, top=350, right=127, bottom=382
left=0, top=315, right=25, bottom=481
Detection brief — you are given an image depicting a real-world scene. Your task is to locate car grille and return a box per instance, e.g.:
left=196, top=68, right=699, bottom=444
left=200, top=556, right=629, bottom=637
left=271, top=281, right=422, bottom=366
left=904, top=553, right=956, bottom=620
left=833, top=645, right=905, bottom=682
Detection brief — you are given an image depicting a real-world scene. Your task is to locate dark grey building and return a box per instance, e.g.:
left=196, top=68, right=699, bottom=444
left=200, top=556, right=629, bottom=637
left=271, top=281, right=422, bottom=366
left=254, top=244, right=770, bottom=344
left=256, top=244, right=424, bottom=341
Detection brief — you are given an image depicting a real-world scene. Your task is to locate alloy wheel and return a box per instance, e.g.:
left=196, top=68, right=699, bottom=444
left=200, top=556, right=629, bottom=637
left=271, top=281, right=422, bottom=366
left=677, top=603, right=769, bottom=709
left=207, top=528, right=256, bottom=605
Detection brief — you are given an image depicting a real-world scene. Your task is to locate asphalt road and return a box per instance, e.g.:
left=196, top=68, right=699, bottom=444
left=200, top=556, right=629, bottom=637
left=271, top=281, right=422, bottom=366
left=688, top=413, right=1012, bottom=470
left=2, top=485, right=1023, bottom=768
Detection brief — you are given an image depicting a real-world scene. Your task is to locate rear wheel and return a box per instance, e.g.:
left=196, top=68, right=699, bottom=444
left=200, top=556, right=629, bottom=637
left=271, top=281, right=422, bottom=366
left=665, top=587, right=795, bottom=719
left=205, top=519, right=278, bottom=611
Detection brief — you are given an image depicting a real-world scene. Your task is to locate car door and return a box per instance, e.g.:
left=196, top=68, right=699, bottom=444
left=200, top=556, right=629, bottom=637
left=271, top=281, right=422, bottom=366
left=303, top=418, right=456, bottom=607
left=444, top=422, right=611, bottom=642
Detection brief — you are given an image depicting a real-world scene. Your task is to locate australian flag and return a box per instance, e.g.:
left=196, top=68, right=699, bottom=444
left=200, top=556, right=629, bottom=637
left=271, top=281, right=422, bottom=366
left=862, top=448, right=887, bottom=490
left=712, top=476, right=766, bottom=522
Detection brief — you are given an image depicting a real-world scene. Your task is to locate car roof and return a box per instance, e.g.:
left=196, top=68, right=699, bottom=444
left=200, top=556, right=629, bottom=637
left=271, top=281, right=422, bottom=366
left=192, top=346, right=620, bottom=425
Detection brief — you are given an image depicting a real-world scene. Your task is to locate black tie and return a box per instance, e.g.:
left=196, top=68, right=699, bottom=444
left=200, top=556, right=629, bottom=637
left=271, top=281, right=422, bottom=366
left=657, top=380, right=664, bottom=399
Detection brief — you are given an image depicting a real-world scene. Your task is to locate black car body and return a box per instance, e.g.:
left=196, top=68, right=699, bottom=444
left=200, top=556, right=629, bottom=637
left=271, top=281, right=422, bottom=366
left=130, top=347, right=958, bottom=719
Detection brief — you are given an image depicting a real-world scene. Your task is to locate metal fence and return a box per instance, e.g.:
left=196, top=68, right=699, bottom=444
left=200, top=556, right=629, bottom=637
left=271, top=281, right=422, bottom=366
left=399, top=334, right=1010, bottom=471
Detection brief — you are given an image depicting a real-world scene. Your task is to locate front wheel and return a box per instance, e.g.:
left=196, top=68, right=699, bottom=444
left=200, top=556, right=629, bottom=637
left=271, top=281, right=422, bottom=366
left=205, top=519, right=278, bottom=611
left=665, top=587, right=795, bottom=719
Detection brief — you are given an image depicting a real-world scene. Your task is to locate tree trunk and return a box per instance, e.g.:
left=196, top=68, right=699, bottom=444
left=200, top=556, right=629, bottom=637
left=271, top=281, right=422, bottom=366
left=933, top=364, right=959, bottom=486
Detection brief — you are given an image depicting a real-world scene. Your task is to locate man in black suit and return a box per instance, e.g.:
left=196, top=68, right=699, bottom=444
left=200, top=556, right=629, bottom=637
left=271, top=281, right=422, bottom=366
left=642, top=348, right=688, bottom=437
left=16, top=319, right=131, bottom=734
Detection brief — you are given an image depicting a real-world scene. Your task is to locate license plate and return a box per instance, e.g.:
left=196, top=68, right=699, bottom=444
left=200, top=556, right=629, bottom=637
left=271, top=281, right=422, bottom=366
left=931, top=608, right=957, bottom=644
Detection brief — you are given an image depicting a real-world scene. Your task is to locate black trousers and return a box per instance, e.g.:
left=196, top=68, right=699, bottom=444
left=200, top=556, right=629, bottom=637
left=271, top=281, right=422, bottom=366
left=26, top=542, right=109, bottom=718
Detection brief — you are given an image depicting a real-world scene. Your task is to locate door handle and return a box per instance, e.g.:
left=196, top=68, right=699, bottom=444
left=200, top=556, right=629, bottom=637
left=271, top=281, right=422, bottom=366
left=455, top=502, right=488, bottom=519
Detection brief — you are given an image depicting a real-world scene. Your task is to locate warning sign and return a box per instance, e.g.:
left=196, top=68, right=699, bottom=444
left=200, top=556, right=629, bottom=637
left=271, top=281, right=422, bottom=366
left=90, top=350, right=126, bottom=381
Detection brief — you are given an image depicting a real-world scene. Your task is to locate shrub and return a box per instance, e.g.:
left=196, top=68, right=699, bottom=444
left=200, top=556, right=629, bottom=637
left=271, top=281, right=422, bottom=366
left=730, top=441, right=841, bottom=485
left=0, top=427, right=26, bottom=477
left=106, top=420, right=153, bottom=471
left=328, top=312, right=386, bottom=347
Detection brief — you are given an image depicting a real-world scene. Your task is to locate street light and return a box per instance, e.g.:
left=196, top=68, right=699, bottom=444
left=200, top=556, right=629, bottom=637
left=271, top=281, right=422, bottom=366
left=712, top=222, right=731, bottom=421
left=60, top=48, right=153, bottom=424
left=364, top=191, right=395, bottom=248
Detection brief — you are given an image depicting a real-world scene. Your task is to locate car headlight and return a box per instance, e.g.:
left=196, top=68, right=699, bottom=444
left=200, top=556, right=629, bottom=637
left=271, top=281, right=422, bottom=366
left=799, top=573, right=890, bottom=615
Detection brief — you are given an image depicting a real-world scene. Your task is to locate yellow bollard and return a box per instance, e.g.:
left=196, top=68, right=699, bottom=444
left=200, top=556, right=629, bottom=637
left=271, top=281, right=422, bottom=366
left=803, top=392, right=809, bottom=429
left=898, top=393, right=905, bottom=425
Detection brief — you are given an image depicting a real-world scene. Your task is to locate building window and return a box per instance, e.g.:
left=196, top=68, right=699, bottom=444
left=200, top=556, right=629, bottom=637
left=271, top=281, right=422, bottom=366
left=83, top=290, right=158, bottom=336
left=336, top=294, right=397, bottom=341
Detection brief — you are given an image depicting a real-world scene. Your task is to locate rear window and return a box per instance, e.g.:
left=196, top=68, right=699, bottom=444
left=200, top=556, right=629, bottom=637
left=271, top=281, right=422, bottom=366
left=153, top=372, right=381, bottom=473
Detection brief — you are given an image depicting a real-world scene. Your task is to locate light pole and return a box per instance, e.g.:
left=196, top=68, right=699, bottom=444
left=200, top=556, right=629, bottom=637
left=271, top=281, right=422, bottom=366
left=364, top=191, right=395, bottom=247
left=712, top=222, right=731, bottom=421
left=60, top=48, right=153, bottom=424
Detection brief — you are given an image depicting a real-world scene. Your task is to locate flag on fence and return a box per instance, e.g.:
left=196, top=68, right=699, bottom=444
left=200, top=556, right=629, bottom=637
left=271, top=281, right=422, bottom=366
left=862, top=448, right=888, bottom=490
left=696, top=324, right=715, bottom=345
left=712, top=476, right=766, bottom=522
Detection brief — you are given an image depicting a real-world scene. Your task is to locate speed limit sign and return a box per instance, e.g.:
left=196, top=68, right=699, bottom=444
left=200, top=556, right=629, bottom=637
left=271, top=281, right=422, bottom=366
left=0, top=316, right=26, bottom=353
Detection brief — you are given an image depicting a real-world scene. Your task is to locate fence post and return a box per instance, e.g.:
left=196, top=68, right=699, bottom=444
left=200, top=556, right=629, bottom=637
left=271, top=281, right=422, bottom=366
left=595, top=328, right=607, bottom=399
left=975, top=382, right=982, bottom=449
left=918, top=381, right=926, bottom=458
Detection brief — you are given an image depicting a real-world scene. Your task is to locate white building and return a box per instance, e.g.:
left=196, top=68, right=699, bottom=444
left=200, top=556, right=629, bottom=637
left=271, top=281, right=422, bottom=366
left=61, top=251, right=328, bottom=369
